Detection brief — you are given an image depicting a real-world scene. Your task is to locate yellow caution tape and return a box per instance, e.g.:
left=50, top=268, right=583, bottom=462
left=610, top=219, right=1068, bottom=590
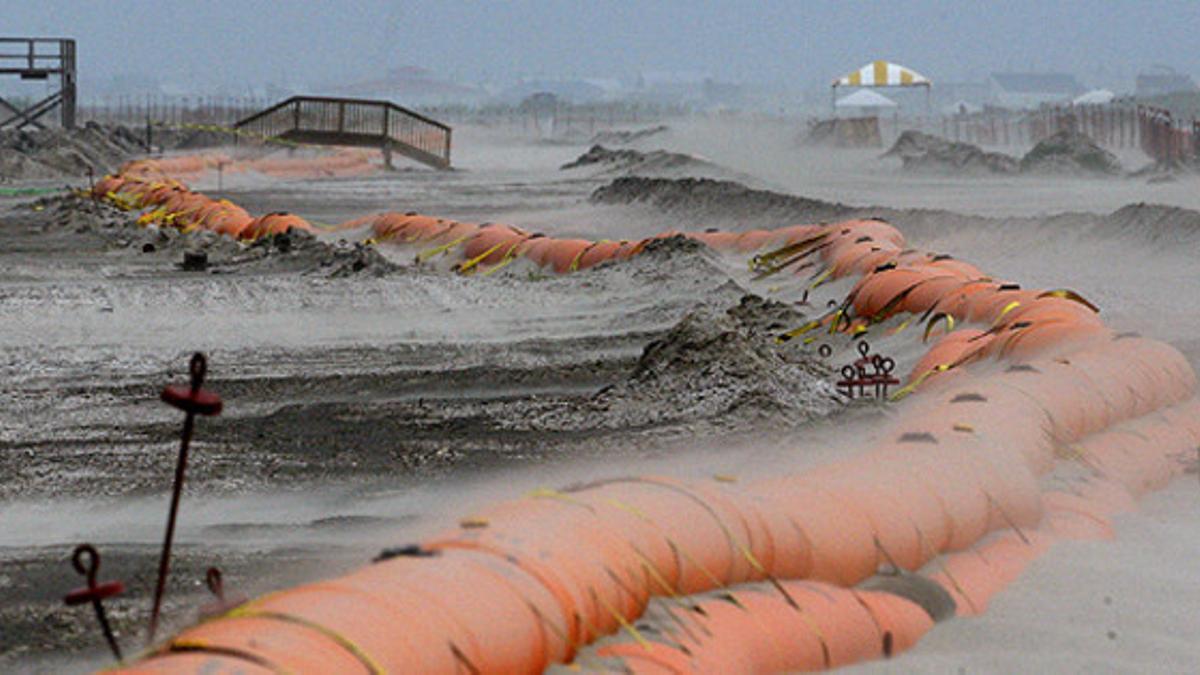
left=456, top=240, right=507, bottom=275
left=417, top=234, right=472, bottom=262
left=1038, top=289, right=1100, bottom=313
left=889, top=364, right=951, bottom=401
left=923, top=313, right=955, bottom=343
left=993, top=300, right=1022, bottom=324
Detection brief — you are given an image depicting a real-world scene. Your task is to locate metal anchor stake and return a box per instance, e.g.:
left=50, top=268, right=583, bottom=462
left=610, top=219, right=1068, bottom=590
left=148, top=352, right=222, bottom=644
left=836, top=341, right=899, bottom=399
left=64, top=544, right=125, bottom=662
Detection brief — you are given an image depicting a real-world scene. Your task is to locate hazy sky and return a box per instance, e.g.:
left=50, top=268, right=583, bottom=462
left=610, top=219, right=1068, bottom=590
left=6, top=1, right=1200, bottom=92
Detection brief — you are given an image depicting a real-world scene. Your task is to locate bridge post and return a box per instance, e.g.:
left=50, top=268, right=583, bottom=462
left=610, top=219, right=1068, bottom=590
left=381, top=105, right=393, bottom=169
left=0, top=37, right=77, bottom=129
left=60, top=39, right=76, bottom=128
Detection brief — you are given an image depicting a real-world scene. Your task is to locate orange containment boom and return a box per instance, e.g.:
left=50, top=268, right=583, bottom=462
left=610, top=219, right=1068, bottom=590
left=103, top=209, right=1199, bottom=672
left=96, top=160, right=314, bottom=242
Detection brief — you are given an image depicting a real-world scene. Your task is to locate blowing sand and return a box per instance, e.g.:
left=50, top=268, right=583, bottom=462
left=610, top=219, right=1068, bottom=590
left=2, top=115, right=1199, bottom=673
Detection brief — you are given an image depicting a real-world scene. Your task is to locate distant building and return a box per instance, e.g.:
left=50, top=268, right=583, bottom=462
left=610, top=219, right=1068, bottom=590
left=932, top=81, right=991, bottom=110
left=988, top=72, right=1085, bottom=108
left=1135, top=67, right=1198, bottom=98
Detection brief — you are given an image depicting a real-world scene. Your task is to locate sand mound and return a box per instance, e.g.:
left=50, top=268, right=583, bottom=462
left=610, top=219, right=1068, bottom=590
left=240, top=228, right=401, bottom=277
left=562, top=144, right=724, bottom=177
left=593, top=294, right=842, bottom=426
left=635, top=232, right=710, bottom=257
left=589, top=125, right=669, bottom=146
left=1099, top=202, right=1200, bottom=245
left=883, top=131, right=1019, bottom=175
left=1019, top=129, right=1122, bottom=176
left=0, top=122, right=146, bottom=181
left=543, top=234, right=740, bottom=313
left=605, top=234, right=731, bottom=285
left=0, top=122, right=246, bottom=182
left=882, top=129, right=1122, bottom=178
left=538, top=294, right=842, bottom=429
left=591, top=176, right=855, bottom=225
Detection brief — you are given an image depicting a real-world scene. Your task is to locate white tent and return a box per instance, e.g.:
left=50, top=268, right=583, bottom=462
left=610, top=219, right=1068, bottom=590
left=835, top=89, right=898, bottom=109
left=1073, top=89, right=1115, bottom=105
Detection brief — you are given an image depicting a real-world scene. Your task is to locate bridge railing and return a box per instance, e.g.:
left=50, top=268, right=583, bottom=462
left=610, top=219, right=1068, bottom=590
left=234, top=99, right=297, bottom=140
left=235, top=96, right=452, bottom=168
left=387, top=106, right=451, bottom=162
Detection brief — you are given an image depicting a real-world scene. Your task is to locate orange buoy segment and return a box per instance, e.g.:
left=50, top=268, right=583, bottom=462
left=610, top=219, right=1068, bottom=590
left=100, top=162, right=1200, bottom=675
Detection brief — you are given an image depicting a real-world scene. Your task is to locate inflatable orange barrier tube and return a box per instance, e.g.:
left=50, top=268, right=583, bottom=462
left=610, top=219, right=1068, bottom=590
left=588, top=394, right=1199, bottom=669
left=577, top=240, right=623, bottom=269
left=592, top=582, right=934, bottom=673
left=95, top=164, right=314, bottom=241
left=243, top=212, right=315, bottom=239
left=93, top=168, right=1198, bottom=673
left=112, top=341, right=1197, bottom=674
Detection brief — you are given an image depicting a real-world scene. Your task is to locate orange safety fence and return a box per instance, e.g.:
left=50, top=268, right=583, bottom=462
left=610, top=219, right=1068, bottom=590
left=97, top=151, right=379, bottom=185
left=88, top=170, right=1200, bottom=674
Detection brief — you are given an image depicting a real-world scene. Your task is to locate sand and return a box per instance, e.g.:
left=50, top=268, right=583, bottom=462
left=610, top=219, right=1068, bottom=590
left=2, top=115, right=1199, bottom=672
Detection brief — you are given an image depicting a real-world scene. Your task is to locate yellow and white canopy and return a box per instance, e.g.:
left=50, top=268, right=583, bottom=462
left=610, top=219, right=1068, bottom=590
left=834, top=61, right=930, bottom=88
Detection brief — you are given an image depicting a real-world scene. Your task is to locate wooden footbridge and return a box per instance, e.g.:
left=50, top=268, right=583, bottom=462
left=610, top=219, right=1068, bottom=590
left=234, top=96, right=452, bottom=170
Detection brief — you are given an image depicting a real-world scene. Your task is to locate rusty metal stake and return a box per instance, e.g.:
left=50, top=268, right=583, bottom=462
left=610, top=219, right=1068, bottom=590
left=199, top=566, right=246, bottom=620
left=836, top=341, right=899, bottom=399
left=147, top=352, right=222, bottom=645
left=64, top=544, right=124, bottom=662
